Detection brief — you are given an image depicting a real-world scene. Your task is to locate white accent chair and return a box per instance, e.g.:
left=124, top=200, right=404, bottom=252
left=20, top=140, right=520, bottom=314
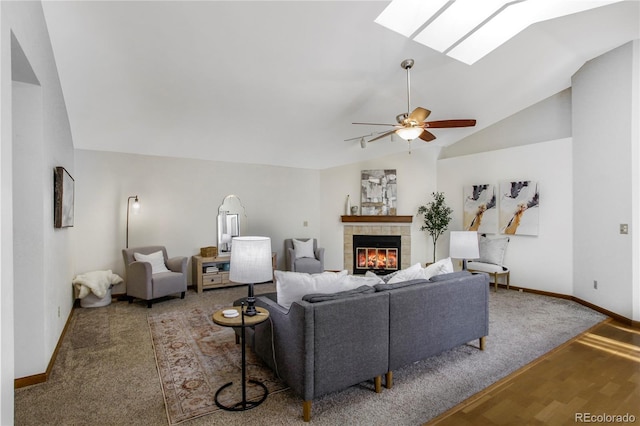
left=467, top=235, right=510, bottom=292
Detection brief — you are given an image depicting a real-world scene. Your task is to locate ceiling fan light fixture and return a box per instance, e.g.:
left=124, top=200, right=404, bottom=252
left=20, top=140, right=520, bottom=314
left=360, top=137, right=367, bottom=149
left=396, top=127, right=423, bottom=141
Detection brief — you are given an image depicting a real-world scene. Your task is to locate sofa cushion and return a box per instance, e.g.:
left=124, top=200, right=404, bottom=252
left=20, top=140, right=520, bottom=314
left=366, top=269, right=399, bottom=283
left=387, top=263, right=423, bottom=283
left=422, top=257, right=454, bottom=279
left=374, top=278, right=430, bottom=292
left=133, top=250, right=169, bottom=274
left=302, top=285, right=375, bottom=303
left=428, top=270, right=472, bottom=282
left=293, top=238, right=315, bottom=259
left=341, top=274, right=384, bottom=287
left=275, top=270, right=351, bottom=310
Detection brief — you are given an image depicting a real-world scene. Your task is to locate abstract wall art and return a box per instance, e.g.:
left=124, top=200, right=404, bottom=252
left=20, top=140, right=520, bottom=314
left=463, top=184, right=497, bottom=233
left=361, top=169, right=397, bottom=215
left=499, top=180, right=539, bottom=235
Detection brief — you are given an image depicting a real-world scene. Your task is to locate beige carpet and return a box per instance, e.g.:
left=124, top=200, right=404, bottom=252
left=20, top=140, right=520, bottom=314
left=14, top=283, right=606, bottom=425
left=148, top=306, right=288, bottom=424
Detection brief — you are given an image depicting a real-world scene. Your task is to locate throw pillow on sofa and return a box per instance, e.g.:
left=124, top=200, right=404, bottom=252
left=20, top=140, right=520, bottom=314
left=386, top=263, right=424, bottom=284
left=275, top=270, right=351, bottom=310
left=422, top=257, right=454, bottom=279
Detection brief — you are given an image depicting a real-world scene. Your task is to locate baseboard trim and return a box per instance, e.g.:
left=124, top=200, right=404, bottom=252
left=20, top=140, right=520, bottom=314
left=500, top=284, right=637, bottom=329
left=14, top=301, right=77, bottom=389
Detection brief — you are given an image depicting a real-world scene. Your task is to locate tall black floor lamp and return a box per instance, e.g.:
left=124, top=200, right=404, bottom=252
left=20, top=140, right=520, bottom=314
left=126, top=195, right=140, bottom=249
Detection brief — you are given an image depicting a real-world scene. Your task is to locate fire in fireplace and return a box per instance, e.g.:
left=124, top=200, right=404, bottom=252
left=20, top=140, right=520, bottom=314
left=353, top=234, right=401, bottom=275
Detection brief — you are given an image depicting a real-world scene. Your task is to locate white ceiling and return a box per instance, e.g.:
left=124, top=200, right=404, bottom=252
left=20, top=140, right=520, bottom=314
left=41, top=1, right=639, bottom=170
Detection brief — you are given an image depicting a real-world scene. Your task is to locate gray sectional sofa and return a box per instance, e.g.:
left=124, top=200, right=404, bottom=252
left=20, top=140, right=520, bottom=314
left=245, top=270, right=490, bottom=422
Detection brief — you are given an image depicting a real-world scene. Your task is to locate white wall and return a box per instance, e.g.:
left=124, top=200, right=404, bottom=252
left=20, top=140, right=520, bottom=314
left=572, top=41, right=637, bottom=320
left=73, top=150, right=321, bottom=284
left=438, top=139, right=574, bottom=294
left=320, top=146, right=440, bottom=270
left=1, top=1, right=75, bottom=423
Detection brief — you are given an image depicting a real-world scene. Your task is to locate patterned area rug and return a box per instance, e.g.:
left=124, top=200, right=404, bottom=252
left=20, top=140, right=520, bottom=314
left=148, top=306, right=288, bottom=424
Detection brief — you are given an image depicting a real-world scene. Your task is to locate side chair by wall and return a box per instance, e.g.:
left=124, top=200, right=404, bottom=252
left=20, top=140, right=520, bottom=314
left=285, top=238, right=325, bottom=274
left=122, top=245, right=187, bottom=308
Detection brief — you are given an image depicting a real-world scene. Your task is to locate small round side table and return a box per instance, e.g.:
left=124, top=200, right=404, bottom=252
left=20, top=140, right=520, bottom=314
left=211, top=305, right=270, bottom=411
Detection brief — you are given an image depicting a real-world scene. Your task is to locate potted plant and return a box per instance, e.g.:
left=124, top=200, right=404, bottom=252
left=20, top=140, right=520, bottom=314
left=417, top=191, right=453, bottom=263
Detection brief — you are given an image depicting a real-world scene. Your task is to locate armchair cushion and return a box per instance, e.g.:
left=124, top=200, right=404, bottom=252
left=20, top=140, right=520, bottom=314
left=293, top=238, right=315, bottom=259
left=133, top=250, right=169, bottom=274
left=477, top=235, right=509, bottom=265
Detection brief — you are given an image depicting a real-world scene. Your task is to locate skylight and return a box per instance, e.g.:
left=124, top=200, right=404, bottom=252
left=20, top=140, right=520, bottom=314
left=375, top=0, right=623, bottom=65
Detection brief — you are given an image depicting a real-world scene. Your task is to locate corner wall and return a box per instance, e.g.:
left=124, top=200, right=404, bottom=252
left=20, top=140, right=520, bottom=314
left=1, top=1, right=75, bottom=423
left=438, top=139, right=574, bottom=294
left=320, top=146, right=440, bottom=270
left=73, top=149, right=321, bottom=281
left=572, top=41, right=638, bottom=320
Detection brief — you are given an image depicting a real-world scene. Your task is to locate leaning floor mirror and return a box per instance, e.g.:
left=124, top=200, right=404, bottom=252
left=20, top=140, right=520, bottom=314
left=217, top=194, right=248, bottom=256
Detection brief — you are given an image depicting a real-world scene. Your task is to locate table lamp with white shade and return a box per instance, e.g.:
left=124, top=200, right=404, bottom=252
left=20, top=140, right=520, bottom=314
left=449, top=231, right=479, bottom=270
left=229, top=236, right=272, bottom=316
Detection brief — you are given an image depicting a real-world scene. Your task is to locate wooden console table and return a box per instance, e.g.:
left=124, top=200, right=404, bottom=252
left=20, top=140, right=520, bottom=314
left=192, top=253, right=276, bottom=294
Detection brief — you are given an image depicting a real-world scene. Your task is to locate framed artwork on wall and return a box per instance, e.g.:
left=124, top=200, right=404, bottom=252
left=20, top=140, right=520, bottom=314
left=54, top=166, right=74, bottom=228
left=499, top=180, right=539, bottom=235
left=360, top=169, right=397, bottom=215
left=463, top=184, right=497, bottom=233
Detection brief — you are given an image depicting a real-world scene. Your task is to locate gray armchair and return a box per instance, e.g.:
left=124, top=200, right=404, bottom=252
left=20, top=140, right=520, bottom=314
left=285, top=238, right=324, bottom=273
left=122, top=245, right=187, bottom=308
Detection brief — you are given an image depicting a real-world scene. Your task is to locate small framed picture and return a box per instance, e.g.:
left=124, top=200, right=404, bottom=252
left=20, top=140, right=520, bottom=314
left=54, top=167, right=74, bottom=228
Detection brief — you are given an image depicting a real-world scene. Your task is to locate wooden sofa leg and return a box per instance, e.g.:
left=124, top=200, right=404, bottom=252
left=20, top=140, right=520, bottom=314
left=374, top=376, right=382, bottom=393
left=385, top=371, right=393, bottom=389
left=493, top=272, right=498, bottom=292
left=303, top=400, right=312, bottom=422
left=480, top=336, right=486, bottom=351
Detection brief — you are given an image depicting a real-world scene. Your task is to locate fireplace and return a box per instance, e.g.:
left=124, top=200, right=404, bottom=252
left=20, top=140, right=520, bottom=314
left=353, top=235, right=401, bottom=275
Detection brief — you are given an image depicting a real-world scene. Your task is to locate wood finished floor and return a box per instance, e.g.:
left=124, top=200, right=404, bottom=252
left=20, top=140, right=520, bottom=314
left=427, top=319, right=640, bottom=425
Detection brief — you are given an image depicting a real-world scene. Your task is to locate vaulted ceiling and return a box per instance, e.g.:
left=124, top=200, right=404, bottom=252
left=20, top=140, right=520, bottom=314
left=42, top=1, right=639, bottom=170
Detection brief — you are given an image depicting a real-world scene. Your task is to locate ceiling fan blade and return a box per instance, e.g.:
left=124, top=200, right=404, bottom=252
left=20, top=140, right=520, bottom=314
left=419, top=130, right=436, bottom=142
left=368, top=130, right=397, bottom=143
left=408, top=107, right=431, bottom=123
left=352, top=122, right=397, bottom=126
left=424, top=119, right=476, bottom=128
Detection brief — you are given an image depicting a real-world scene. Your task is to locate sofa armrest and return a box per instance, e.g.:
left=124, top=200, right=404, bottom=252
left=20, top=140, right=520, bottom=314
left=254, top=295, right=311, bottom=398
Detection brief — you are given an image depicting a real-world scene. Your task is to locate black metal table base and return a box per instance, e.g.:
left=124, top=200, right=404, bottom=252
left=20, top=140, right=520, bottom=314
left=214, top=380, right=268, bottom=411
left=213, top=303, right=269, bottom=412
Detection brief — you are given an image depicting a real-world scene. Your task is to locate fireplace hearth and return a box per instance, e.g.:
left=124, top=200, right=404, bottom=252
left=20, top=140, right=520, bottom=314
left=353, top=235, right=401, bottom=275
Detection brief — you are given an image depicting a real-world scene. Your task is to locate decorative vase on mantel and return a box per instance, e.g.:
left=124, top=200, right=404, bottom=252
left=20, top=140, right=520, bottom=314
left=345, top=195, right=351, bottom=215
left=350, top=206, right=359, bottom=215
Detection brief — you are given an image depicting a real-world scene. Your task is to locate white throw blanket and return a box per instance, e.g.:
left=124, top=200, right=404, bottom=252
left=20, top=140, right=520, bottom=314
left=72, top=270, right=123, bottom=299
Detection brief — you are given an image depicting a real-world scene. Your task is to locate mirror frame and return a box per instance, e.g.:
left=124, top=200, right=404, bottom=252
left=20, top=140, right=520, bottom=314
left=217, top=195, right=247, bottom=255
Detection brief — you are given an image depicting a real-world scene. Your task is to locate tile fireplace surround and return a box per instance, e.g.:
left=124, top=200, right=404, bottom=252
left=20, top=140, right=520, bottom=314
left=342, top=216, right=412, bottom=274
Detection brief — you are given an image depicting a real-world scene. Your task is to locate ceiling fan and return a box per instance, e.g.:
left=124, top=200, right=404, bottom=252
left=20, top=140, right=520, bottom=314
left=351, top=59, right=476, bottom=145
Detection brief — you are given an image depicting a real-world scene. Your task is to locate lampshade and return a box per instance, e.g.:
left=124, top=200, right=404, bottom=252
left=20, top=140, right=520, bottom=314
left=396, top=126, right=423, bottom=141
left=221, top=233, right=232, bottom=244
left=449, top=231, right=479, bottom=259
left=229, top=236, right=272, bottom=284
left=132, top=196, right=140, bottom=212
